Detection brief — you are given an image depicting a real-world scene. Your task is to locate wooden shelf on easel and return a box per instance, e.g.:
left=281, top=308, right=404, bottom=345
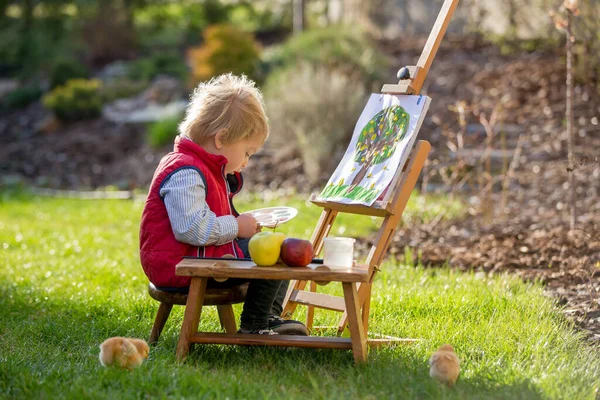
left=309, top=194, right=394, bottom=217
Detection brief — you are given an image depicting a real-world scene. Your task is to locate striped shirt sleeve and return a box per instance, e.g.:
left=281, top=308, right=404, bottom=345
left=159, top=167, right=238, bottom=247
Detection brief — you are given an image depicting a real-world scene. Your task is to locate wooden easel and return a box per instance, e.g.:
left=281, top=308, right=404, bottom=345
left=172, top=0, right=459, bottom=365
left=281, top=0, right=459, bottom=335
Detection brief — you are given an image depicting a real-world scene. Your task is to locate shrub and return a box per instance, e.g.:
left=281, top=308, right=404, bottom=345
left=0, top=86, right=42, bottom=112
left=49, top=59, right=89, bottom=89
left=127, top=53, right=188, bottom=82
left=146, top=116, right=181, bottom=149
left=42, top=79, right=104, bottom=121
left=100, top=79, right=148, bottom=102
left=265, top=26, right=389, bottom=91
left=264, top=64, right=368, bottom=185
left=187, top=24, right=261, bottom=85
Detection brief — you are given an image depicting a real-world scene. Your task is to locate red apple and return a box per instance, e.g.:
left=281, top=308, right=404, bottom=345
left=280, top=238, right=314, bottom=267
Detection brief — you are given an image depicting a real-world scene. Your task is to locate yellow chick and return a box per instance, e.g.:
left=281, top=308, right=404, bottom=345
left=99, top=337, right=149, bottom=370
left=128, top=338, right=150, bottom=360
left=429, top=344, right=460, bottom=387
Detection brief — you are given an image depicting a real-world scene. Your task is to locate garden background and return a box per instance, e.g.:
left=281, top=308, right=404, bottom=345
left=1, top=0, right=599, bottom=398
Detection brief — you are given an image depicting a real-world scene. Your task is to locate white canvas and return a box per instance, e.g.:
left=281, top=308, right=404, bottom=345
left=316, top=94, right=431, bottom=206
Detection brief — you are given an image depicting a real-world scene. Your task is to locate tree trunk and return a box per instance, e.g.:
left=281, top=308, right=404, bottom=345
left=18, top=0, right=34, bottom=65
left=293, top=0, right=305, bottom=33
left=566, top=11, right=576, bottom=230
left=350, top=164, right=368, bottom=187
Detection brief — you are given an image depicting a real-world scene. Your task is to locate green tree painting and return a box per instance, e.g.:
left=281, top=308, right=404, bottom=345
left=319, top=105, right=410, bottom=203
left=350, top=105, right=410, bottom=187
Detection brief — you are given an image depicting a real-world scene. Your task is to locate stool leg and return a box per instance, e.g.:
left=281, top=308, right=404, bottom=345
left=217, top=305, right=237, bottom=334
left=149, top=302, right=173, bottom=345
left=177, top=277, right=207, bottom=361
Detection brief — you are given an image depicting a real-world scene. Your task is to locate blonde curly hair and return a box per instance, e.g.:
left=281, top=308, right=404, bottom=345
left=179, top=73, right=269, bottom=146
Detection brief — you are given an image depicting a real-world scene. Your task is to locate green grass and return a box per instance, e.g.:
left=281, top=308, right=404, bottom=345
left=0, top=190, right=598, bottom=399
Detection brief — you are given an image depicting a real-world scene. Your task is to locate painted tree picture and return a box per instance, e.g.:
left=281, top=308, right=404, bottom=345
left=317, top=94, right=431, bottom=206
left=349, top=106, right=409, bottom=188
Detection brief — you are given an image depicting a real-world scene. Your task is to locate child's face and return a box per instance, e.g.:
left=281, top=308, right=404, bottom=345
left=217, top=134, right=264, bottom=175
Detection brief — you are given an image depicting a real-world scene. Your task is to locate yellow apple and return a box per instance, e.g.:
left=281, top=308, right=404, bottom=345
left=248, top=231, right=286, bottom=266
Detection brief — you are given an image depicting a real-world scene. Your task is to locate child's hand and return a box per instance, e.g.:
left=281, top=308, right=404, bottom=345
left=237, top=213, right=261, bottom=238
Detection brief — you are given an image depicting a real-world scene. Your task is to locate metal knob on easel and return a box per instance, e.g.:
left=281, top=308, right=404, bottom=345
left=397, top=67, right=410, bottom=80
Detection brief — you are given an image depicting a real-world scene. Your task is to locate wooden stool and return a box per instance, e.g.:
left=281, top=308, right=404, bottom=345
left=147, top=282, right=248, bottom=344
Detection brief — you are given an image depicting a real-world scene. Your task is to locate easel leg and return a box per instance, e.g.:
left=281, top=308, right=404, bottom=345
left=361, top=283, right=372, bottom=336
left=176, top=277, right=207, bottom=361
left=306, top=281, right=317, bottom=330
left=342, top=282, right=367, bottom=364
left=281, top=279, right=308, bottom=319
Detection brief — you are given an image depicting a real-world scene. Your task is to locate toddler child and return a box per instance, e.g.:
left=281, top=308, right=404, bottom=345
left=140, top=73, right=307, bottom=336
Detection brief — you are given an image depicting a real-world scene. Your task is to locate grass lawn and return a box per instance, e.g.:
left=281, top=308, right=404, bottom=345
left=0, top=190, right=598, bottom=399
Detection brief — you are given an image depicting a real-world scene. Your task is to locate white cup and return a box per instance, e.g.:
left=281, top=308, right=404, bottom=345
left=323, top=237, right=355, bottom=269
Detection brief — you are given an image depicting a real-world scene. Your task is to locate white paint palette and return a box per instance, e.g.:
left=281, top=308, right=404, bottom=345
left=246, top=206, right=298, bottom=228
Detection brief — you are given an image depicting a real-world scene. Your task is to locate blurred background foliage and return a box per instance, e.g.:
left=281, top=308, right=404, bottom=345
left=2, top=0, right=599, bottom=87
left=42, top=78, right=103, bottom=121
left=187, top=23, right=262, bottom=85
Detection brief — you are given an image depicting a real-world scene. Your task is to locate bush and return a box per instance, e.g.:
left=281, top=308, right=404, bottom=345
left=49, top=59, right=89, bottom=89
left=187, top=24, right=261, bottom=85
left=100, top=79, right=148, bottom=102
left=127, top=53, right=188, bottom=82
left=265, top=26, right=389, bottom=91
left=264, top=64, right=368, bottom=184
left=42, top=79, right=104, bottom=121
left=146, top=117, right=181, bottom=149
left=1, top=86, right=42, bottom=112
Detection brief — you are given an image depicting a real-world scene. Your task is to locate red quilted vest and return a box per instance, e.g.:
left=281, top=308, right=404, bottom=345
left=139, top=136, right=244, bottom=287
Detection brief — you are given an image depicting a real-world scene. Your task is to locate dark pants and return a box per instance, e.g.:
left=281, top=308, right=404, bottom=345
left=235, top=238, right=288, bottom=329
left=158, top=239, right=289, bottom=330
left=207, top=276, right=288, bottom=330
